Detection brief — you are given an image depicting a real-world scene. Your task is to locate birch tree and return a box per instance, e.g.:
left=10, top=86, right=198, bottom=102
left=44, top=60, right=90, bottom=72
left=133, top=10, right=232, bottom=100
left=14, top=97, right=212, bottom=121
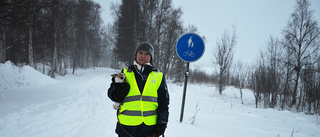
left=282, top=0, right=320, bottom=108
left=213, top=26, right=237, bottom=95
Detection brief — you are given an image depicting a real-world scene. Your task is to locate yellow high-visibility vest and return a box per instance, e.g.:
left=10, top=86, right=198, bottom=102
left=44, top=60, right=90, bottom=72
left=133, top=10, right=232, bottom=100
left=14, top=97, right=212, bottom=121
left=118, top=68, right=163, bottom=126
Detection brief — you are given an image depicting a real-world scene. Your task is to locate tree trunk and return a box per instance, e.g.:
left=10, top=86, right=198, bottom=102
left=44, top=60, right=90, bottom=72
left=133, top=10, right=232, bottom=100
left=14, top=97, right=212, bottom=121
left=291, top=65, right=300, bottom=108
left=0, top=27, right=5, bottom=63
left=51, top=0, right=58, bottom=78
left=240, top=88, right=244, bottom=104
left=72, top=47, right=77, bottom=74
left=28, top=0, right=34, bottom=68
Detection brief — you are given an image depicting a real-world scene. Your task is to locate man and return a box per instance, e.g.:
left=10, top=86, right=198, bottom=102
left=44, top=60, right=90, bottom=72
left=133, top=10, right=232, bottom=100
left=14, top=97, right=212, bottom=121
left=108, top=42, right=169, bottom=137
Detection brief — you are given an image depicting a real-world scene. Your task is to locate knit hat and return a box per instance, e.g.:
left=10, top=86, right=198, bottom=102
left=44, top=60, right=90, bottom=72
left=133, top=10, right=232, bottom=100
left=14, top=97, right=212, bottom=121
left=135, top=42, right=154, bottom=62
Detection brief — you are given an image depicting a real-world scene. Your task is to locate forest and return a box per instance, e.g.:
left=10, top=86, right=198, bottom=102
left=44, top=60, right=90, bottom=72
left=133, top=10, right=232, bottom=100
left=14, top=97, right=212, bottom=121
left=1, top=0, right=319, bottom=115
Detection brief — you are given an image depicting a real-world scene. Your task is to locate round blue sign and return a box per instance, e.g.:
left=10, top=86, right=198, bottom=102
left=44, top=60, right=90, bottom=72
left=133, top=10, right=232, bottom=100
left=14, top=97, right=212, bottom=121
left=176, top=33, right=205, bottom=62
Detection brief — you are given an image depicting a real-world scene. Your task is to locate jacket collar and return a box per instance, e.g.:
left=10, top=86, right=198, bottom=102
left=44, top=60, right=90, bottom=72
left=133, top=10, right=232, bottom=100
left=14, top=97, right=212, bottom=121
left=132, top=60, right=158, bottom=74
left=133, top=60, right=152, bottom=73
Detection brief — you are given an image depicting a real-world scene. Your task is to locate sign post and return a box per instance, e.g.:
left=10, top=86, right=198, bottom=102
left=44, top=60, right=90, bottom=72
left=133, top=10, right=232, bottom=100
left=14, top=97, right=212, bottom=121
left=176, top=33, right=205, bottom=123
left=180, top=62, right=189, bottom=123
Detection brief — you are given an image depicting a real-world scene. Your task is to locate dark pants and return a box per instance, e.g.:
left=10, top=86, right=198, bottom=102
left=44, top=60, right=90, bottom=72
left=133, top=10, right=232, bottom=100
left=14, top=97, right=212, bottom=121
left=116, top=122, right=155, bottom=137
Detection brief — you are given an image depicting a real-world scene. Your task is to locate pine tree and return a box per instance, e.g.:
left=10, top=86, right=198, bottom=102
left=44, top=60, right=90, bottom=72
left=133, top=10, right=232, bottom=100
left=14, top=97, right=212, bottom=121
left=115, top=0, right=143, bottom=65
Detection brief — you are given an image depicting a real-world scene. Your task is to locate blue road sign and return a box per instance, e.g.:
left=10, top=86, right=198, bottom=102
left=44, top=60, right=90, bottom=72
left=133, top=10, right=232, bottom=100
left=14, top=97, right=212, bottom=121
left=176, top=33, right=205, bottom=62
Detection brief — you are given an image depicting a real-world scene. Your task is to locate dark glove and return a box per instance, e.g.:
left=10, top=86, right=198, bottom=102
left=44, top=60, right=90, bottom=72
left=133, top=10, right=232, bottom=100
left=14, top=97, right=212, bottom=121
left=154, top=124, right=166, bottom=137
left=112, top=83, right=130, bottom=102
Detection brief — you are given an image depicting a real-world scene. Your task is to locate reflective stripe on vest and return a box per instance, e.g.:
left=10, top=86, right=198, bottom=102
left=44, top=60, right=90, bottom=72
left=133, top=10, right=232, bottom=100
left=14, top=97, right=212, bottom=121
left=118, top=68, right=163, bottom=126
left=123, top=95, right=158, bottom=103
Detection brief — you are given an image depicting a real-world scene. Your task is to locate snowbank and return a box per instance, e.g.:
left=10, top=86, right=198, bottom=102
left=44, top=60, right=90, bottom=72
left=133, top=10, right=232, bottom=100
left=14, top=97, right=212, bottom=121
left=0, top=61, right=58, bottom=91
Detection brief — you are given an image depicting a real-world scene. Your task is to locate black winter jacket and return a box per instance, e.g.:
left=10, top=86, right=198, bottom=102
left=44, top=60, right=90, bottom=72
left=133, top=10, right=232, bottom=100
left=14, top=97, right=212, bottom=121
left=108, top=64, right=169, bottom=137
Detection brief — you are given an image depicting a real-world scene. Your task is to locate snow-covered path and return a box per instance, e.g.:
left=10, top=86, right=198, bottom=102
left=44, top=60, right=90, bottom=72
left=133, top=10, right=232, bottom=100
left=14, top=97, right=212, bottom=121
left=0, top=63, right=320, bottom=137
left=1, top=67, right=118, bottom=137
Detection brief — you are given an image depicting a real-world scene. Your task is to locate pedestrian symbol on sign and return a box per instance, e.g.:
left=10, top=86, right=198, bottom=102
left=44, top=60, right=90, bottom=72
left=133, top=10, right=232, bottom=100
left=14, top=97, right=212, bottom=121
left=188, top=36, right=194, bottom=48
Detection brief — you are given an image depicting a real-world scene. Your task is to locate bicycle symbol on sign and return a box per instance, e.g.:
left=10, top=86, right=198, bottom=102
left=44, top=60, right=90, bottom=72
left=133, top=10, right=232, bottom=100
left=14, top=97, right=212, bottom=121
left=183, top=36, right=195, bottom=58
left=183, top=50, right=195, bottom=58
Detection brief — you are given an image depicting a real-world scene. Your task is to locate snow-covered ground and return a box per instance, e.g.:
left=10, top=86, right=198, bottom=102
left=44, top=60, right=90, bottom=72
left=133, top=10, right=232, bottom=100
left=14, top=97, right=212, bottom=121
left=0, top=61, right=319, bottom=137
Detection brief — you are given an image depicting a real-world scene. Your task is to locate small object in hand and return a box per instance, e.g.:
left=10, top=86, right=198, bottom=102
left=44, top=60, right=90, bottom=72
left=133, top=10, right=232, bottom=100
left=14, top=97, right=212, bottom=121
left=111, top=73, right=127, bottom=110
left=112, top=73, right=126, bottom=83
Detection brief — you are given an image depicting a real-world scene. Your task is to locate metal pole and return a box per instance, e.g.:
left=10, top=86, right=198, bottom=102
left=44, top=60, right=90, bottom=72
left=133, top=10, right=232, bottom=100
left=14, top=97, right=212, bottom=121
left=180, top=62, right=190, bottom=123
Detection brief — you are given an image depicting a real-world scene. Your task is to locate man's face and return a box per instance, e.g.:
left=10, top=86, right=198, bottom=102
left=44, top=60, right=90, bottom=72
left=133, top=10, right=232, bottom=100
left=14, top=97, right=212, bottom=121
left=136, top=50, right=151, bottom=65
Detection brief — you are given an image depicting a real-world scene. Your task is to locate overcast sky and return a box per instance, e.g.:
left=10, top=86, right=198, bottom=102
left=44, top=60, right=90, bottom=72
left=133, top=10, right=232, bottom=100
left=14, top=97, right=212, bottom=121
left=95, top=0, right=320, bottom=72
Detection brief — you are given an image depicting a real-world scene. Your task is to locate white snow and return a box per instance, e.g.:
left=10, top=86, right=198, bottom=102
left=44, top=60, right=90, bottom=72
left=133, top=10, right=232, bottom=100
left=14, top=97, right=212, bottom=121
left=0, top=61, right=319, bottom=137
